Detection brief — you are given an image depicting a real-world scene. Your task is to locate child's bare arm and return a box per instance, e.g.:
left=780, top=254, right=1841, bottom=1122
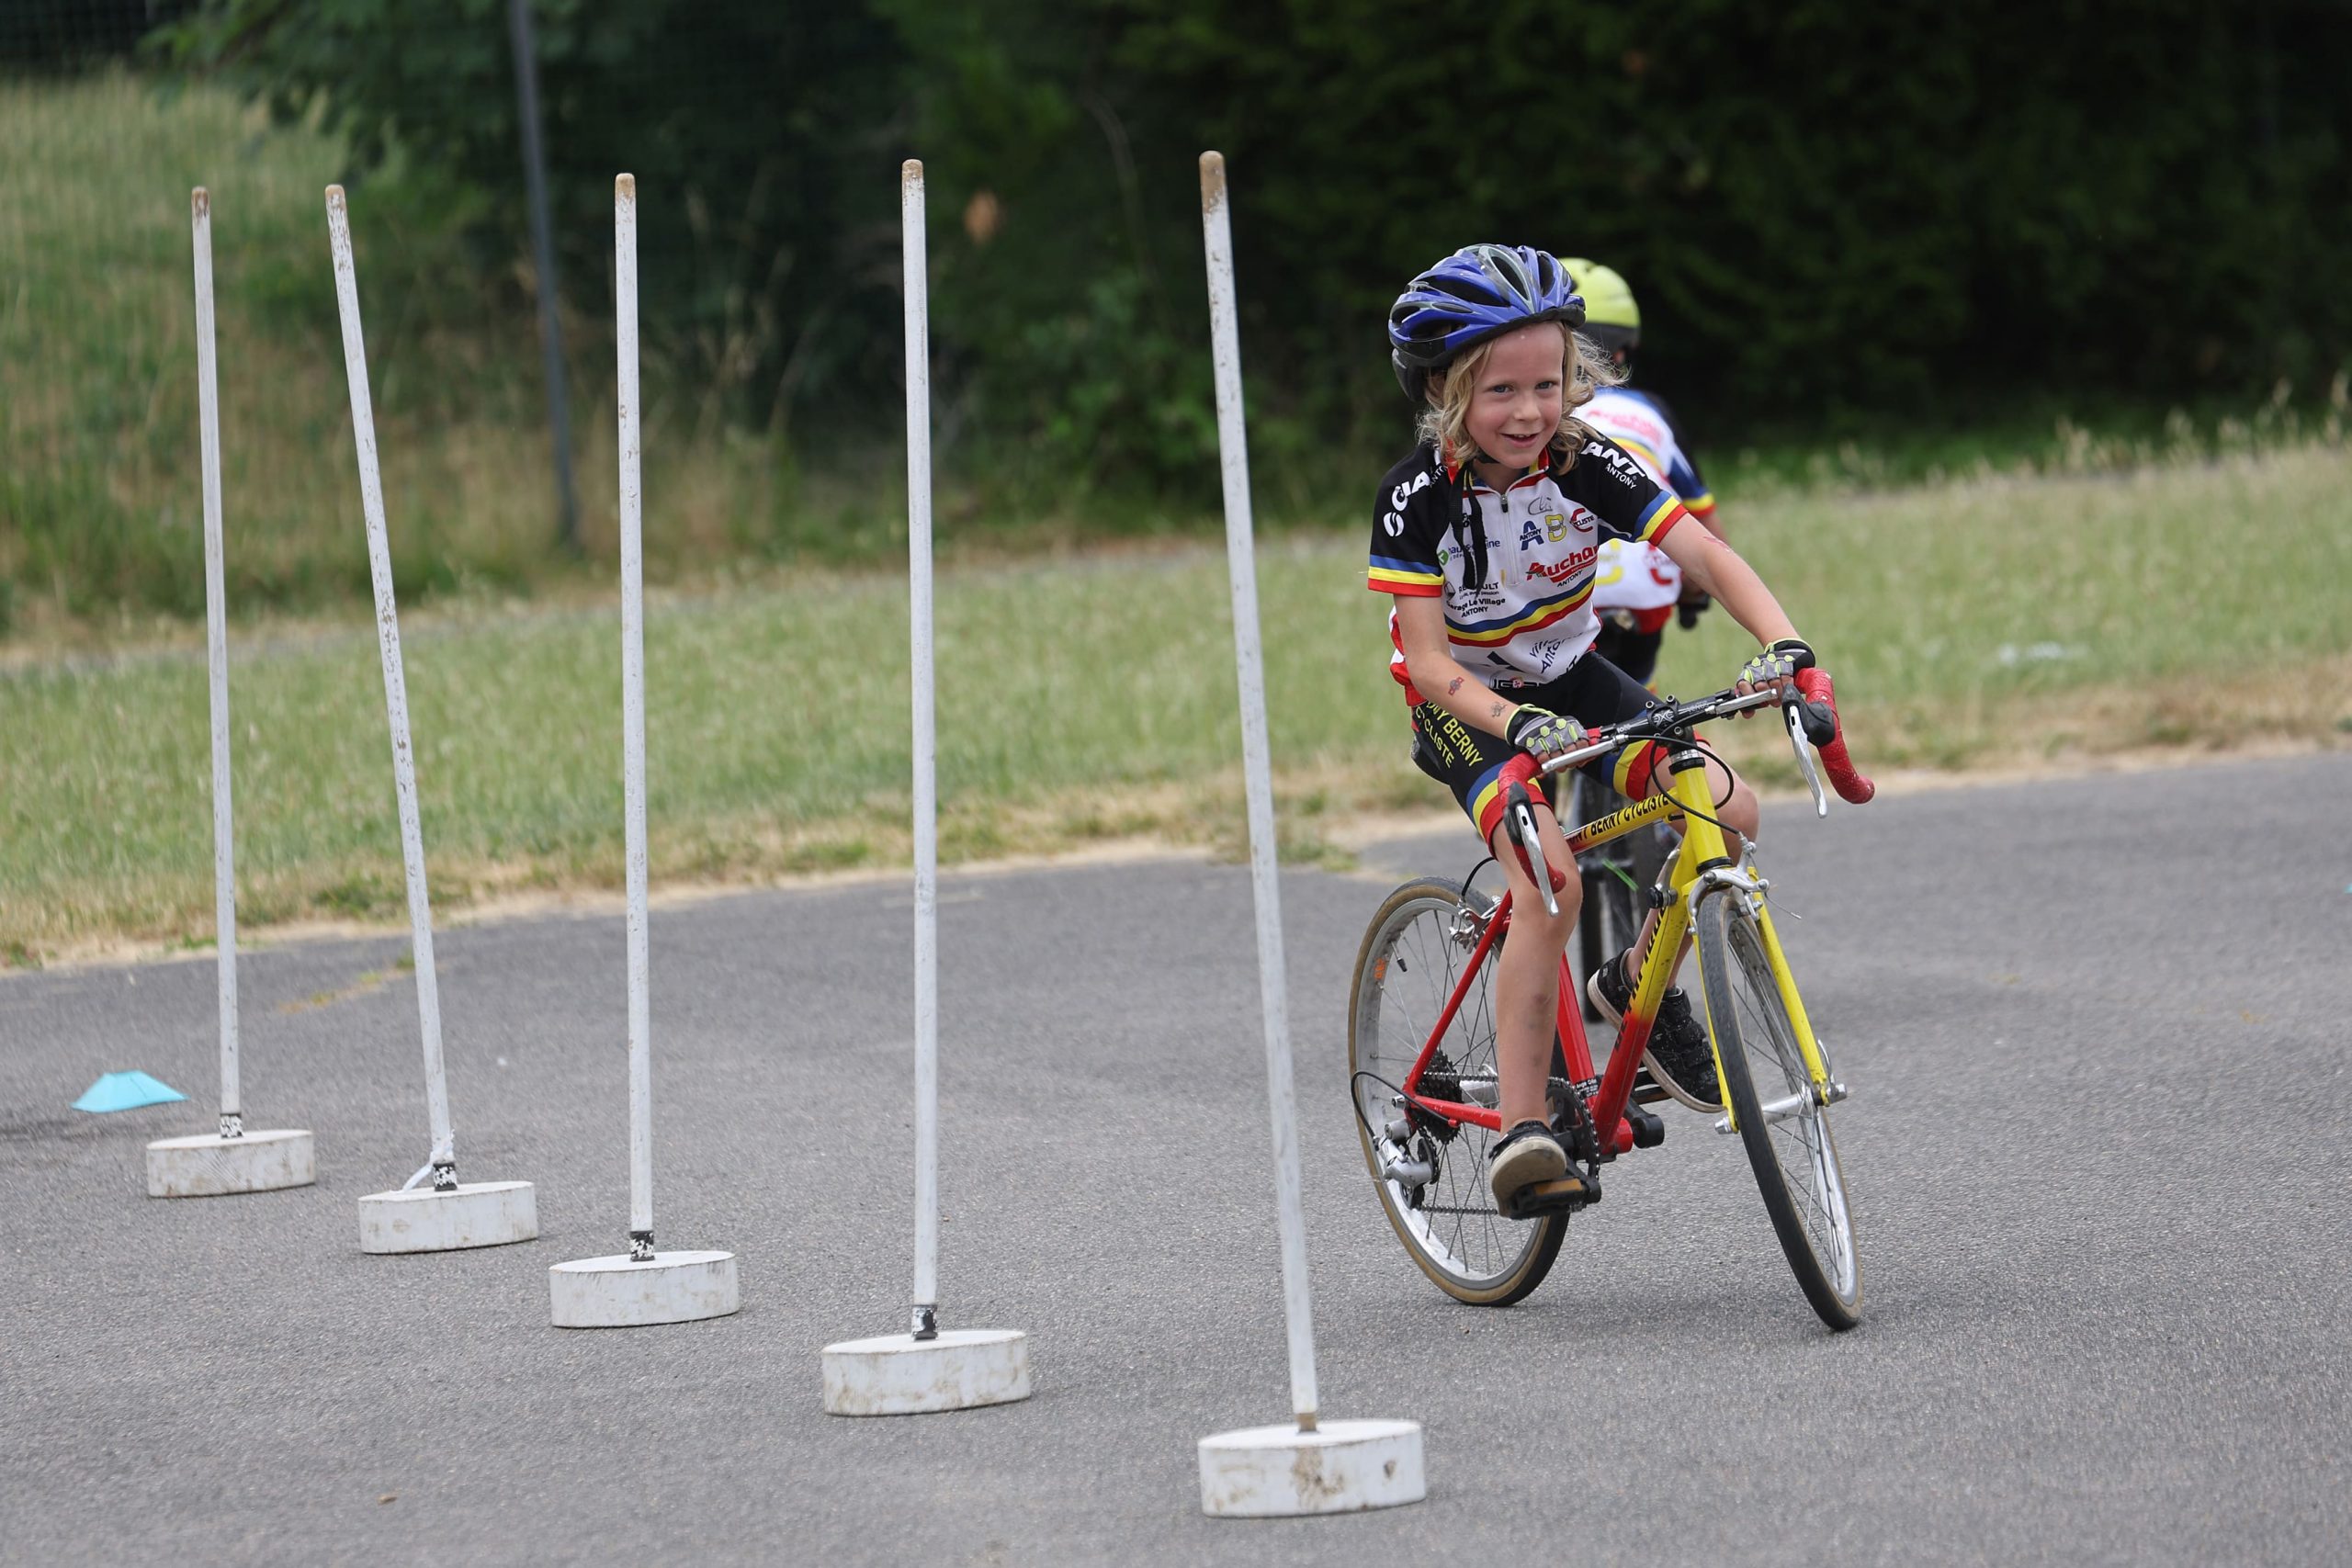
left=1394, top=595, right=1521, bottom=739
left=1657, top=523, right=1797, bottom=649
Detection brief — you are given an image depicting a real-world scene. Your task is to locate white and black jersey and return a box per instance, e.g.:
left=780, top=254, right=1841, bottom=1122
left=1365, top=436, right=1691, bottom=700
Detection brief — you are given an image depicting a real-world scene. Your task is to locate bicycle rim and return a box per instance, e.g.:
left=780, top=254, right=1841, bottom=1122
left=1697, top=892, right=1861, bottom=1329
left=1348, top=879, right=1566, bottom=1306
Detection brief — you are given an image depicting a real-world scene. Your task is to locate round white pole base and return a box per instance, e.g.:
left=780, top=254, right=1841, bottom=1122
left=1198, top=1418, right=1427, bottom=1517
left=357, top=1179, right=538, bottom=1254
left=820, top=1328, right=1030, bottom=1416
left=144, top=1128, right=315, bottom=1197
left=549, top=1249, right=740, bottom=1327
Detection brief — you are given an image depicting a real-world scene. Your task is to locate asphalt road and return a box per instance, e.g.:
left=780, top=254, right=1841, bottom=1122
left=4, top=752, right=2347, bottom=1566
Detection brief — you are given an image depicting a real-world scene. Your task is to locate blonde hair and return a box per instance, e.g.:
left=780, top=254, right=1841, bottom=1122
left=1416, top=324, right=1623, bottom=468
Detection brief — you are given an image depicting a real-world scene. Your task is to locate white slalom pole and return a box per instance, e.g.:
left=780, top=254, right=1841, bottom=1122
left=145, top=188, right=316, bottom=1200
left=325, top=186, right=456, bottom=1184
left=616, top=173, right=655, bottom=1258
left=1193, top=151, right=1421, bottom=1517
left=548, top=174, right=739, bottom=1325
left=819, top=159, right=1027, bottom=1411
left=1200, top=151, right=1317, bottom=1433
left=332, top=186, right=537, bottom=1254
left=904, top=156, right=942, bottom=1339
left=194, top=188, right=242, bottom=1138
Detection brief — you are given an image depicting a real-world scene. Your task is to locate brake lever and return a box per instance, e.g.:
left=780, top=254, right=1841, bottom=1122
left=1783, top=694, right=1828, bottom=818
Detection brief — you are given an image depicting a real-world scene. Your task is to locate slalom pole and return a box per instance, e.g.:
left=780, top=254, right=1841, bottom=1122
left=1192, top=150, right=1422, bottom=1517
left=616, top=173, right=656, bottom=1263
left=548, top=174, right=740, bottom=1326
left=1199, top=150, right=1319, bottom=1435
left=145, top=187, right=316, bottom=1199
left=325, top=186, right=456, bottom=1189
left=195, top=187, right=243, bottom=1143
left=904, top=154, right=943, bottom=1341
left=330, top=186, right=537, bottom=1254
left=818, top=159, right=1027, bottom=1412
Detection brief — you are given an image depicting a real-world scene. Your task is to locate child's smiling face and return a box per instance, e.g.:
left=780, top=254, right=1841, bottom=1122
left=1454, top=321, right=1566, bottom=474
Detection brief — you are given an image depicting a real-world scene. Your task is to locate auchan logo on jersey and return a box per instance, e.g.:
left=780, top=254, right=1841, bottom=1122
left=1527, top=544, right=1597, bottom=586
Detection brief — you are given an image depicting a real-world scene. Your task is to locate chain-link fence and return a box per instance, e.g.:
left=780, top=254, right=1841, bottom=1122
left=3, top=2, right=890, bottom=629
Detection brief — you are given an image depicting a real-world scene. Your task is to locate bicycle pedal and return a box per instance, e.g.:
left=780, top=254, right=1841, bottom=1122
left=1624, top=1103, right=1667, bottom=1148
left=1497, top=1174, right=1600, bottom=1222
left=1631, top=1069, right=1673, bottom=1107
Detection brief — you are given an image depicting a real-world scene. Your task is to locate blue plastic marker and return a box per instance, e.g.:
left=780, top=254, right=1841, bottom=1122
left=74, top=1072, right=187, bottom=1113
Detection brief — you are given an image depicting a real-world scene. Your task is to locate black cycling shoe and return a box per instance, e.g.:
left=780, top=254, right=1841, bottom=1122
left=1487, top=1119, right=1567, bottom=1208
left=1587, top=948, right=1724, bottom=1113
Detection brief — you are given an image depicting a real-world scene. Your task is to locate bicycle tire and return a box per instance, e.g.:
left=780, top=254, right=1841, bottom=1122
left=1348, top=877, right=1568, bottom=1306
left=1694, top=890, right=1862, bottom=1330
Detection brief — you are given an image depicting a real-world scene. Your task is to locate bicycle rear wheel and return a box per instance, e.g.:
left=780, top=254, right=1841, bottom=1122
left=1347, top=877, right=1567, bottom=1306
left=1694, top=890, right=1862, bottom=1330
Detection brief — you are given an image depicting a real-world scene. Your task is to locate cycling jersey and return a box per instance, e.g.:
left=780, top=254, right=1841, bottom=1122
left=1581, top=386, right=1713, bottom=518
left=1581, top=386, right=1715, bottom=629
left=1366, top=434, right=1690, bottom=699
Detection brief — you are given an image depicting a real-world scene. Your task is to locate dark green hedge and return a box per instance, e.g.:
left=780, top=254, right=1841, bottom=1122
left=159, top=0, right=2352, bottom=490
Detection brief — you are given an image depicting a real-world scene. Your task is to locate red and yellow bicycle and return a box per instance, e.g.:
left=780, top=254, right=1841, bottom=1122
left=1347, top=672, right=1874, bottom=1328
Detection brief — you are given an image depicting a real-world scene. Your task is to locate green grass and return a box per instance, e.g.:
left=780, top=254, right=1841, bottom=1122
left=1657, top=441, right=2352, bottom=766
left=6, top=437, right=2349, bottom=962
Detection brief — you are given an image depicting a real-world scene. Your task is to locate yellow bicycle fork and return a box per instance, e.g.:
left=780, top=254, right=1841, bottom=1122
left=1604, top=748, right=1833, bottom=1132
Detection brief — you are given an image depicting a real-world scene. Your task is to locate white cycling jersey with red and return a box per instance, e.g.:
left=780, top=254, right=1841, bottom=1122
left=1365, top=434, right=1691, bottom=699
left=1578, top=386, right=1716, bottom=616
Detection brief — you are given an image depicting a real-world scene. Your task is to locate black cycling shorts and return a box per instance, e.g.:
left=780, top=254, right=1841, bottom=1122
left=1409, top=654, right=1666, bottom=843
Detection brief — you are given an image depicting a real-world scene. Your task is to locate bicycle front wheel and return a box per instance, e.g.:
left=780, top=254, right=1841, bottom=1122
left=1348, top=877, right=1567, bottom=1306
left=1694, top=890, right=1862, bottom=1330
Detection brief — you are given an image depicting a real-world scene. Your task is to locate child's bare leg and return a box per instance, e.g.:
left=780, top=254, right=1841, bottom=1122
left=1489, top=801, right=1580, bottom=1128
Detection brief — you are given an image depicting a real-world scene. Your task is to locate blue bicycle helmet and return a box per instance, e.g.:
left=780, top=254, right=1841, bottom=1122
left=1389, top=244, right=1586, bottom=402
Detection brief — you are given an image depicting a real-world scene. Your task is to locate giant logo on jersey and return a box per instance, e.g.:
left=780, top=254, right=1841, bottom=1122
left=1389, top=470, right=1435, bottom=511
left=1582, top=439, right=1644, bottom=487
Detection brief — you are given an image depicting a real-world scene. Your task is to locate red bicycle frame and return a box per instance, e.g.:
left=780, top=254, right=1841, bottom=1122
left=1395, top=887, right=1661, bottom=1157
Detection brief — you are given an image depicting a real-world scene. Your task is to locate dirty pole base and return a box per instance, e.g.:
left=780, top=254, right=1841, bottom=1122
left=145, top=1129, right=315, bottom=1198
left=820, top=1329, right=1030, bottom=1416
left=1197, top=1418, right=1426, bottom=1517
left=357, top=1179, right=538, bottom=1254
left=549, top=1249, right=740, bottom=1327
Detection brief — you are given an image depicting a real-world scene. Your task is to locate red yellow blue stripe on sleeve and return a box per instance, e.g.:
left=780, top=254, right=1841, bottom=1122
left=1367, top=557, right=1443, bottom=595
left=1635, top=491, right=1688, bottom=545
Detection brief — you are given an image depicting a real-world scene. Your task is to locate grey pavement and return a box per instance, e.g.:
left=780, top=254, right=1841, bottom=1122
left=3, top=751, right=2347, bottom=1566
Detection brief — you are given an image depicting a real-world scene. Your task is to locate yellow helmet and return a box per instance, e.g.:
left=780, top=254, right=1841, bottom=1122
left=1563, top=257, right=1639, bottom=349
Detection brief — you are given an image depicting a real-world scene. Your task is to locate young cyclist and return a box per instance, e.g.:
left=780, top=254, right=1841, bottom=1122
left=1566, top=257, right=1725, bottom=688
left=1370, top=244, right=1823, bottom=1208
